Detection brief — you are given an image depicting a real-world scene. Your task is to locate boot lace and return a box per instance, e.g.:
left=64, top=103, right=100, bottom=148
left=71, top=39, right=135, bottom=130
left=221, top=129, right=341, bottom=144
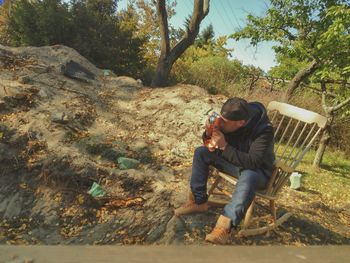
left=211, top=227, right=230, bottom=239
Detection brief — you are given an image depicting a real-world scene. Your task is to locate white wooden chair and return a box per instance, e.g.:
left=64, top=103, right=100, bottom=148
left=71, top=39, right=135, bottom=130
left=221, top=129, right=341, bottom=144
left=207, top=101, right=327, bottom=236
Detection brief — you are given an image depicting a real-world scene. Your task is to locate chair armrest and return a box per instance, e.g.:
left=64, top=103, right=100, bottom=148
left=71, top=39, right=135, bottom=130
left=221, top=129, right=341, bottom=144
left=275, top=160, right=294, bottom=173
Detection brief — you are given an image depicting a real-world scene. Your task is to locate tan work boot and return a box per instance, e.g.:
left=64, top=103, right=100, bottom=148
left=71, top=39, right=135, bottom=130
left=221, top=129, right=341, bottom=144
left=205, top=215, right=232, bottom=244
left=174, top=192, right=208, bottom=216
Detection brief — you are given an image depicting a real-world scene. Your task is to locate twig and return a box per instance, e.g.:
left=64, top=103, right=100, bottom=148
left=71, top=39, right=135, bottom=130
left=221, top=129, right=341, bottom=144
left=205, top=108, right=213, bottom=115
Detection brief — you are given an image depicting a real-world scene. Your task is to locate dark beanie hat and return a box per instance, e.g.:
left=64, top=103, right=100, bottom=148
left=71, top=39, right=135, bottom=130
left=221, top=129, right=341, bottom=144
left=220, top=97, right=255, bottom=121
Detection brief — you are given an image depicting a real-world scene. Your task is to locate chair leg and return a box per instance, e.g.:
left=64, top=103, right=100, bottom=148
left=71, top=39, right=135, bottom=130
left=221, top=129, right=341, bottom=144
left=208, top=176, right=222, bottom=197
left=269, top=200, right=276, bottom=222
left=238, top=212, right=292, bottom=237
left=243, top=199, right=255, bottom=229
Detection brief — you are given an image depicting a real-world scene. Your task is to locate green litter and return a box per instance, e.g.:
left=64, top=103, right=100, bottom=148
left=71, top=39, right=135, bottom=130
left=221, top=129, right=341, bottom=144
left=103, top=69, right=111, bottom=76
left=87, top=182, right=107, bottom=197
left=117, top=157, right=140, bottom=170
left=289, top=172, right=302, bottom=190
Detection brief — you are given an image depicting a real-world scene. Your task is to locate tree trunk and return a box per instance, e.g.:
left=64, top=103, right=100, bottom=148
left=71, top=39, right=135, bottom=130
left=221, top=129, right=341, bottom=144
left=152, top=57, right=172, bottom=88
left=151, top=0, right=210, bottom=87
left=282, top=59, right=319, bottom=102
left=313, top=123, right=332, bottom=168
left=313, top=83, right=350, bottom=167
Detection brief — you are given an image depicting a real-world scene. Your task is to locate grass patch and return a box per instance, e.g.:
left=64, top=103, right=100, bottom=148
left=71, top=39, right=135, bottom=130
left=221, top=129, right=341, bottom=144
left=296, top=149, right=350, bottom=207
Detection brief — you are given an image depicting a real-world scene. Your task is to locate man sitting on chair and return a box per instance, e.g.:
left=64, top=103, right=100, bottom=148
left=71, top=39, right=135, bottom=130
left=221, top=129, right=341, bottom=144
left=174, top=97, right=275, bottom=244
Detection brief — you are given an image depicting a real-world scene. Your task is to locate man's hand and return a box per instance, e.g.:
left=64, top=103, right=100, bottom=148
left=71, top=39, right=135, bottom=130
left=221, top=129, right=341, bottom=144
left=211, top=128, right=227, bottom=151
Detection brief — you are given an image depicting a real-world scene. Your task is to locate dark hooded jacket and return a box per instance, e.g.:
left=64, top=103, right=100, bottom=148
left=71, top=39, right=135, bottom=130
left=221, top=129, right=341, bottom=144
left=204, top=102, right=275, bottom=177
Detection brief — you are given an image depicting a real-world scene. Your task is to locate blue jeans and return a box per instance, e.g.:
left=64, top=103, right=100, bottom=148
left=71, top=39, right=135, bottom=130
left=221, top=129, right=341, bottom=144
left=190, top=146, right=268, bottom=228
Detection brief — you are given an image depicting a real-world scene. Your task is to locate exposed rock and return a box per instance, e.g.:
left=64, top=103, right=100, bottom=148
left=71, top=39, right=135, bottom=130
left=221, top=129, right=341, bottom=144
left=17, top=75, right=33, bottom=84
left=61, top=60, right=95, bottom=83
left=0, top=100, right=5, bottom=110
left=2, top=193, right=23, bottom=219
left=51, top=112, right=69, bottom=124
left=157, top=216, right=185, bottom=244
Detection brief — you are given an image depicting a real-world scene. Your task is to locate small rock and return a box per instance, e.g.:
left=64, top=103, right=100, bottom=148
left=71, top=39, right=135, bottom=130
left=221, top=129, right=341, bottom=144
left=61, top=60, right=95, bottom=83
left=0, top=100, right=6, bottom=110
left=3, top=193, right=23, bottom=219
left=27, top=64, right=50, bottom=74
left=26, top=86, right=40, bottom=94
left=51, top=112, right=69, bottom=124
left=17, top=75, right=32, bottom=84
left=158, top=216, right=185, bottom=244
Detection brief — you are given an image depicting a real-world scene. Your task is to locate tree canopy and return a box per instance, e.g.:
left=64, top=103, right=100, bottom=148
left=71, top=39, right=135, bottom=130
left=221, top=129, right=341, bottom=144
left=232, top=0, right=350, bottom=100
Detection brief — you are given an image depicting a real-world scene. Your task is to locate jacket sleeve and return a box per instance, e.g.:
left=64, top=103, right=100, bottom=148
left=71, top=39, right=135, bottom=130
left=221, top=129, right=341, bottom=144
left=221, top=127, right=274, bottom=170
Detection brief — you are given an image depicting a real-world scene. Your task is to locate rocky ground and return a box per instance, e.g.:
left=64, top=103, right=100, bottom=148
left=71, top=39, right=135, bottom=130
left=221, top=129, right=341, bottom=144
left=0, top=44, right=349, bottom=245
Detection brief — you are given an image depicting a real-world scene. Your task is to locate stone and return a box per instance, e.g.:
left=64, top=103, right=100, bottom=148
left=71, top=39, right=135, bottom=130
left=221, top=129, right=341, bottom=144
left=17, top=75, right=32, bottom=84
left=0, top=100, right=6, bottom=110
left=3, top=193, right=23, bottom=219
left=158, top=216, right=185, bottom=244
left=61, top=60, right=95, bottom=83
left=0, top=142, right=12, bottom=162
left=145, top=220, right=168, bottom=243
left=51, top=112, right=69, bottom=124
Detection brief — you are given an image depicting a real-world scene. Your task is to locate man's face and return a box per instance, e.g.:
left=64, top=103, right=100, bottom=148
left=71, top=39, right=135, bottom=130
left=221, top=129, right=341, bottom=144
left=219, top=117, right=246, bottom=133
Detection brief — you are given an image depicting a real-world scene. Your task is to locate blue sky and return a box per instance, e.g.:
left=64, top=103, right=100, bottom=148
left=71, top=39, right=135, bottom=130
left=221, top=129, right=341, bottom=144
left=118, top=0, right=276, bottom=72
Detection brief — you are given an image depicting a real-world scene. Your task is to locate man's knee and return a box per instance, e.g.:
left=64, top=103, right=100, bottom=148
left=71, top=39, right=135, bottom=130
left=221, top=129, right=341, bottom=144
left=238, top=170, right=259, bottom=186
left=239, top=169, right=266, bottom=190
left=193, top=146, right=210, bottom=159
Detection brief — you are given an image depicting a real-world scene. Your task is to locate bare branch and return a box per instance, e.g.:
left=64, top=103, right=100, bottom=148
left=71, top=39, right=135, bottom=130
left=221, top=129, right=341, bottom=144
left=321, top=79, right=350, bottom=88
left=169, top=0, right=210, bottom=63
left=321, top=82, right=329, bottom=113
left=156, top=0, right=170, bottom=57
left=322, top=81, right=350, bottom=113
left=332, top=96, right=350, bottom=112
left=152, top=0, right=210, bottom=86
left=278, top=27, right=297, bottom=41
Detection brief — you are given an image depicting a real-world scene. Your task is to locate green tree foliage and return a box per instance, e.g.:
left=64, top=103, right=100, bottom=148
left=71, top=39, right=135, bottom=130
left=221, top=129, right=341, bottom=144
left=232, top=0, right=348, bottom=62
left=172, top=35, right=233, bottom=81
left=195, top=23, right=214, bottom=48
left=69, top=0, right=146, bottom=77
left=8, top=0, right=72, bottom=46
left=232, top=0, right=350, bottom=99
left=0, top=0, right=12, bottom=45
left=268, top=54, right=309, bottom=80
left=117, top=0, right=178, bottom=83
left=315, top=5, right=350, bottom=79
left=185, top=56, right=246, bottom=94
left=4, top=0, right=146, bottom=78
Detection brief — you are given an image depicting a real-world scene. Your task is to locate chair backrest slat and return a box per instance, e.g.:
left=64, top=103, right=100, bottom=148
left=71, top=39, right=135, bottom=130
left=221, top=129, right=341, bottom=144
left=288, top=123, right=316, bottom=168
left=266, top=101, right=327, bottom=195
left=270, top=110, right=278, bottom=124
left=285, top=122, right=308, bottom=164
left=280, top=120, right=301, bottom=162
left=275, top=117, right=293, bottom=154
left=291, top=126, right=324, bottom=168
left=273, top=115, right=285, bottom=138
